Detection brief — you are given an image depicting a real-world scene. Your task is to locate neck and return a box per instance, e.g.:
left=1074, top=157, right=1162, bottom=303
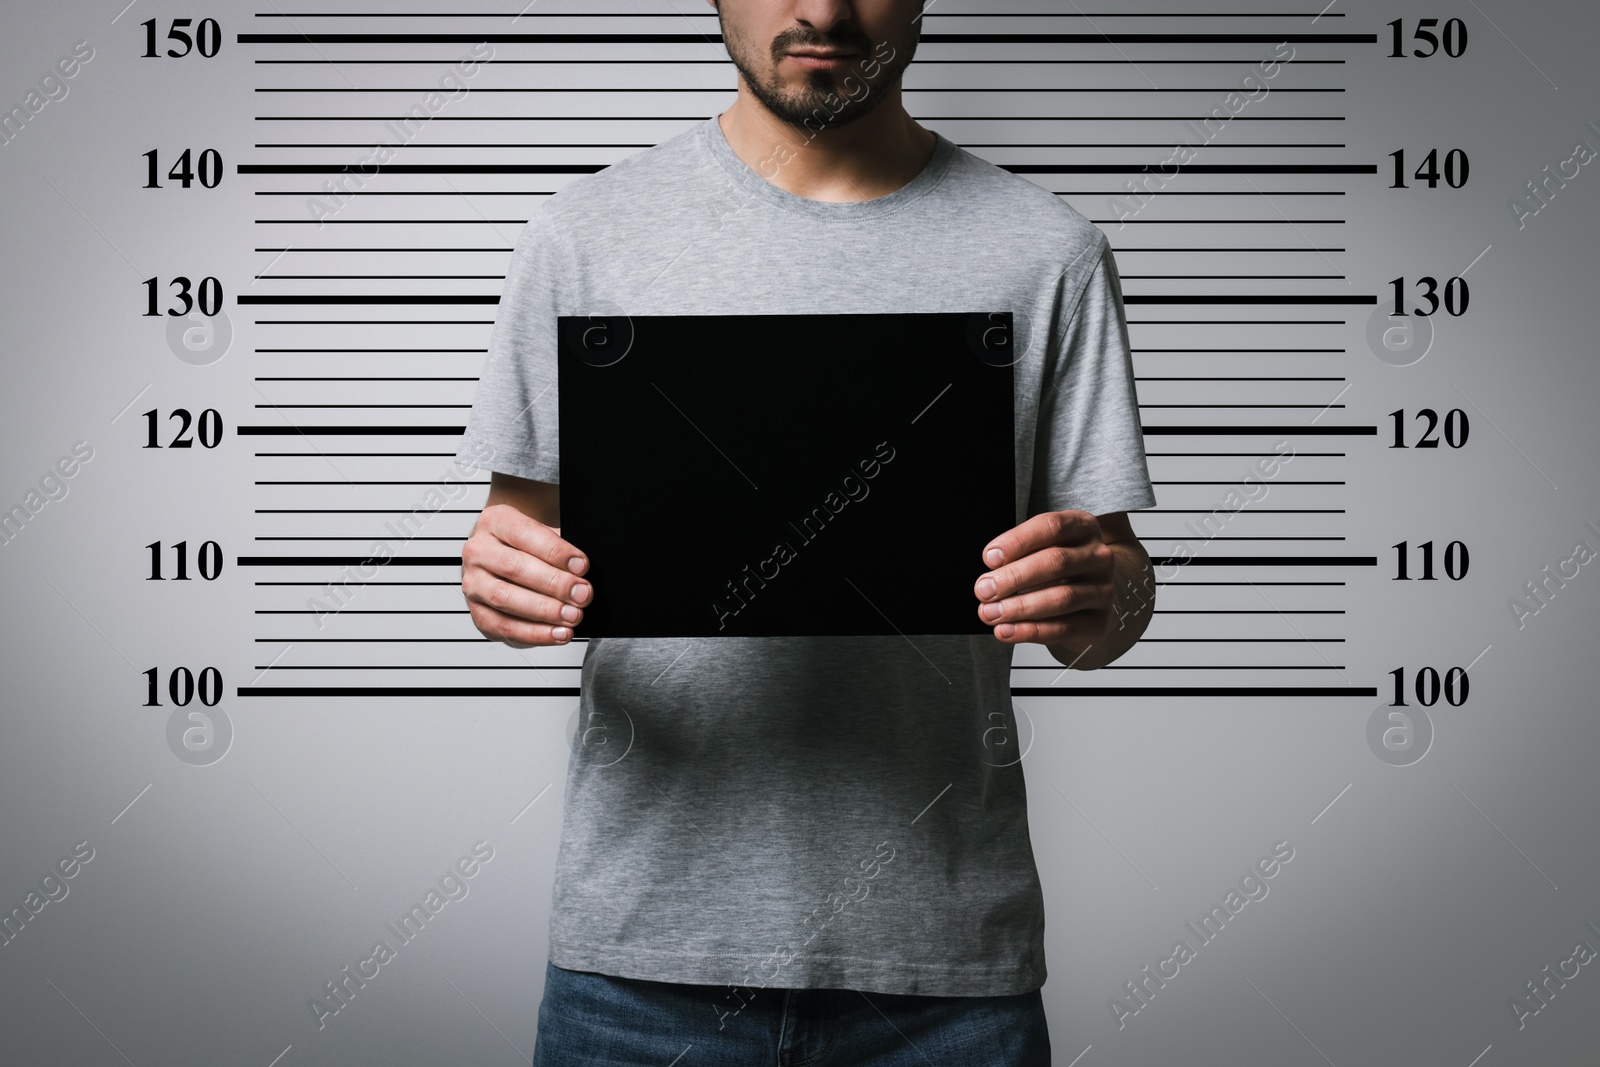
left=717, top=94, right=937, bottom=203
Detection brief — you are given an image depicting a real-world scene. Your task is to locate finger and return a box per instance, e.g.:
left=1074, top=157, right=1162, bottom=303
left=976, top=581, right=1112, bottom=626
left=466, top=532, right=593, bottom=607
left=481, top=503, right=589, bottom=577
left=981, top=509, right=1101, bottom=570
left=975, top=540, right=1113, bottom=602
left=464, top=572, right=584, bottom=628
left=467, top=599, right=577, bottom=647
left=990, top=613, right=1107, bottom=647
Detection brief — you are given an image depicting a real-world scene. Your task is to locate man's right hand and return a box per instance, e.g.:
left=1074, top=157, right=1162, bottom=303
left=461, top=503, right=591, bottom=647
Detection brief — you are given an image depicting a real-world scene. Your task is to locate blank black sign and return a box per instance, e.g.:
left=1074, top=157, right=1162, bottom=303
left=557, top=312, right=1016, bottom=637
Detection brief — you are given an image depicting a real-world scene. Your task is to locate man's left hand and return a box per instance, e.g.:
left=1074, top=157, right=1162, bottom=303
left=974, top=510, right=1116, bottom=652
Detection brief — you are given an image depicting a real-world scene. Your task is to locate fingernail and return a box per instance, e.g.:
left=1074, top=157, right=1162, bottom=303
left=996, top=623, right=1015, bottom=639
left=561, top=605, right=581, bottom=623
left=977, top=578, right=997, bottom=599
left=552, top=626, right=570, bottom=642
left=571, top=583, right=590, bottom=605
left=985, top=548, right=1004, bottom=567
left=981, top=602, right=1002, bottom=621
left=567, top=556, right=586, bottom=574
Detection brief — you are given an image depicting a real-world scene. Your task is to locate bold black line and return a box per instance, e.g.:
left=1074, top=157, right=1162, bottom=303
left=1142, top=425, right=1374, bottom=435
left=234, top=684, right=1376, bottom=697
left=1149, top=556, right=1377, bottom=566
left=236, top=32, right=1376, bottom=44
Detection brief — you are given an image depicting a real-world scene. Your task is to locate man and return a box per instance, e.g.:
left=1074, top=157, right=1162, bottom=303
left=456, top=1, right=1157, bottom=1062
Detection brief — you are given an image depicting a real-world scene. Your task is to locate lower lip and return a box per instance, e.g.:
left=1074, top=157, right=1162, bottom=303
left=788, top=54, right=854, bottom=69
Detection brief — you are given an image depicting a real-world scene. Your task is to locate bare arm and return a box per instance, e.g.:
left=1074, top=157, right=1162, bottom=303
left=484, top=470, right=560, bottom=527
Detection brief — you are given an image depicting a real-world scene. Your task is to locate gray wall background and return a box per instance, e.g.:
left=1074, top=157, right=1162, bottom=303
left=2, top=2, right=1597, bottom=1064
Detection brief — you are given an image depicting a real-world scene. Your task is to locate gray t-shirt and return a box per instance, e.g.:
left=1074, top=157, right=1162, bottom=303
left=455, top=115, right=1156, bottom=998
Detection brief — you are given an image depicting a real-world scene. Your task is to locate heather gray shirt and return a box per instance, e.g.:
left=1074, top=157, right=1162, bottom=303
left=456, top=115, right=1156, bottom=997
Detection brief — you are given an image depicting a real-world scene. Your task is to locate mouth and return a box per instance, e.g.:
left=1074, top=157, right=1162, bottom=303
left=786, top=51, right=856, bottom=68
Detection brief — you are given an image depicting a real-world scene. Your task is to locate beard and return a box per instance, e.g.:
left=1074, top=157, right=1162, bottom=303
left=717, top=10, right=920, bottom=131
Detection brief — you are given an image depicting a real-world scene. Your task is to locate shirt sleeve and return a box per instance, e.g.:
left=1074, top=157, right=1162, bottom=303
left=453, top=203, right=574, bottom=483
left=1029, top=236, right=1158, bottom=517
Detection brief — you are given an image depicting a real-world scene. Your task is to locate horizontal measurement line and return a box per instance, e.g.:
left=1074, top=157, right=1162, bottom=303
left=1138, top=404, right=1346, bottom=408
left=256, top=607, right=1352, bottom=617
left=259, top=218, right=530, bottom=224
left=253, top=11, right=1347, bottom=17
left=254, top=146, right=650, bottom=152
left=1125, top=276, right=1344, bottom=280
left=256, top=320, right=494, bottom=325
left=258, top=86, right=1347, bottom=93
left=254, top=114, right=1348, bottom=121
left=250, top=59, right=1351, bottom=66
left=1150, top=556, right=1375, bottom=566
left=238, top=686, right=580, bottom=696
left=1144, top=453, right=1344, bottom=457
left=243, top=659, right=1331, bottom=668
left=1118, top=251, right=1346, bottom=255
left=1019, top=664, right=1347, bottom=669
left=242, top=638, right=1332, bottom=650
left=236, top=32, right=1377, bottom=43
left=237, top=426, right=463, bottom=436
left=259, top=610, right=466, bottom=615
left=1013, top=686, right=1375, bottom=696
left=235, top=554, right=1376, bottom=568
left=240, top=294, right=497, bottom=303
left=255, top=275, right=502, bottom=279
left=240, top=556, right=464, bottom=566
left=239, top=294, right=1372, bottom=307
left=254, top=149, right=1349, bottom=155
left=255, top=664, right=1347, bottom=670
left=268, top=217, right=1356, bottom=225
left=1092, top=220, right=1343, bottom=224
left=220, top=156, right=583, bottom=169
left=1125, top=295, right=1372, bottom=305
left=251, top=350, right=480, bottom=355
left=1020, top=164, right=1372, bottom=173
left=1135, top=376, right=1345, bottom=380
left=1142, top=425, right=1373, bottom=434
left=1076, top=192, right=1346, bottom=198
left=1132, top=350, right=1344, bottom=355
left=235, top=424, right=1374, bottom=438
left=255, top=377, right=478, bottom=381
left=234, top=684, right=1375, bottom=698
left=246, top=662, right=572, bottom=671
left=255, top=404, right=472, bottom=408
left=1072, top=191, right=1346, bottom=195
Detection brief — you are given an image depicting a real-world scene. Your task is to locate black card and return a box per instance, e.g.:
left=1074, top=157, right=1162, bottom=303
left=557, top=312, right=1016, bottom=637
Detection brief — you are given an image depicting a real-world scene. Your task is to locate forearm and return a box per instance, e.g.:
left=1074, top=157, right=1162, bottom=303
left=1048, top=540, right=1156, bottom=670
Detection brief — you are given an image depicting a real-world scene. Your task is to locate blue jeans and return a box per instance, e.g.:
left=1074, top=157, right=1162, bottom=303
left=531, top=960, right=1051, bottom=1066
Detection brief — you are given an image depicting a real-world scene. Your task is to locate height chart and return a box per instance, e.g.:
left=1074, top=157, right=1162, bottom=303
left=2, top=3, right=1596, bottom=1064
